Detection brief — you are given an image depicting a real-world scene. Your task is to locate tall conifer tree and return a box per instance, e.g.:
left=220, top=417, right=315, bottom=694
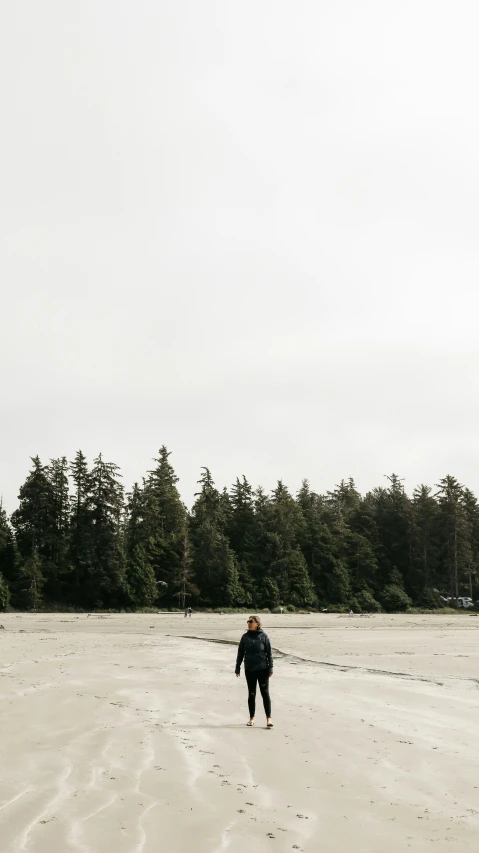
left=124, top=483, right=158, bottom=607
left=0, top=504, right=16, bottom=609
left=410, top=485, right=439, bottom=598
left=436, top=476, right=472, bottom=604
left=228, top=477, right=256, bottom=604
left=296, top=480, right=339, bottom=604
left=144, top=447, right=188, bottom=596
left=45, top=457, right=71, bottom=599
left=190, top=468, right=242, bottom=605
left=69, top=451, right=93, bottom=600
left=0, top=503, right=17, bottom=585
left=83, top=454, right=126, bottom=607
left=266, top=481, right=316, bottom=607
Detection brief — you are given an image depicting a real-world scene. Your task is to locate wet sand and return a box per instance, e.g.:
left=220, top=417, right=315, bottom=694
left=0, top=612, right=478, bottom=852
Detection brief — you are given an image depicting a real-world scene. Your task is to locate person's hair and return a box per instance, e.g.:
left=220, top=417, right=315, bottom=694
left=249, top=615, right=262, bottom=628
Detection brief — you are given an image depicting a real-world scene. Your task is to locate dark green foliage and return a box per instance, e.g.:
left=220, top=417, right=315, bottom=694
left=381, top=584, right=412, bottom=612
left=415, top=587, right=443, bottom=610
left=190, top=469, right=243, bottom=606
left=11, top=457, right=56, bottom=565
left=261, top=576, right=281, bottom=609
left=435, top=476, right=472, bottom=605
left=143, top=447, right=189, bottom=596
left=171, top=533, right=198, bottom=609
left=125, top=543, right=158, bottom=607
left=4, top=451, right=479, bottom=610
left=326, top=479, right=361, bottom=522
left=264, top=482, right=316, bottom=607
left=0, top=505, right=20, bottom=607
left=227, top=477, right=256, bottom=604
left=461, top=488, right=479, bottom=599
left=124, top=483, right=157, bottom=607
left=410, top=485, right=439, bottom=596
left=380, top=569, right=412, bottom=612
left=20, top=550, right=45, bottom=610
left=271, top=549, right=316, bottom=607
left=69, top=451, right=93, bottom=596
left=371, top=475, right=412, bottom=587
left=324, top=559, right=350, bottom=605
left=355, top=589, right=382, bottom=612
left=343, top=530, right=379, bottom=596
left=0, top=504, right=17, bottom=586
left=46, top=457, right=71, bottom=598
left=83, top=454, right=127, bottom=608
left=296, top=480, right=338, bottom=599
left=0, top=572, right=10, bottom=610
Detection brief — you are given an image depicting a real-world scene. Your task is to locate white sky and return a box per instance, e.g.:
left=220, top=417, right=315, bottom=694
left=2, top=1, right=479, bottom=512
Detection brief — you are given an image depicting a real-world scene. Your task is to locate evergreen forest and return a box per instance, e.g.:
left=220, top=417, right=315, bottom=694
left=1, top=448, right=478, bottom=612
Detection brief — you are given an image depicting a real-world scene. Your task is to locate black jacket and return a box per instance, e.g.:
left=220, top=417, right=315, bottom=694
left=235, top=629, right=273, bottom=674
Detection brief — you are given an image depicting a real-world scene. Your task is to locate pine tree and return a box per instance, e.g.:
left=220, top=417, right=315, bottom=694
left=0, top=504, right=19, bottom=608
left=227, top=477, right=256, bottom=604
left=462, top=488, right=479, bottom=600
left=339, top=527, right=378, bottom=601
left=436, top=476, right=472, bottom=605
left=271, top=548, right=316, bottom=607
left=22, top=550, right=44, bottom=610
left=189, top=468, right=243, bottom=606
left=143, top=447, right=188, bottom=600
left=171, top=531, right=198, bottom=609
left=0, top=571, right=9, bottom=610
left=267, top=482, right=316, bottom=608
left=410, top=485, right=439, bottom=600
left=247, top=487, right=281, bottom=607
left=381, top=567, right=412, bottom=612
left=69, top=451, right=93, bottom=599
left=324, top=559, right=351, bottom=605
left=0, top=503, right=17, bottom=585
left=370, top=475, right=412, bottom=591
left=126, top=543, right=158, bottom=607
left=124, top=483, right=159, bottom=607
left=11, top=457, right=55, bottom=563
left=296, top=480, right=339, bottom=605
left=10, top=457, right=56, bottom=604
left=84, top=454, right=126, bottom=607
left=45, top=457, right=71, bottom=598
left=326, top=479, right=361, bottom=522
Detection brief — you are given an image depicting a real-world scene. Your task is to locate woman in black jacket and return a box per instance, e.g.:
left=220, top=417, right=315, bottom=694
left=235, top=615, right=273, bottom=727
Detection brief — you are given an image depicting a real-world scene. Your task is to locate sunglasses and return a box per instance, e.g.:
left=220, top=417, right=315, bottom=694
left=247, top=619, right=255, bottom=623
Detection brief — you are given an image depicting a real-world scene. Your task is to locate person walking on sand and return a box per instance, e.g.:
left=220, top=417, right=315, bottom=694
left=235, top=615, right=273, bottom=728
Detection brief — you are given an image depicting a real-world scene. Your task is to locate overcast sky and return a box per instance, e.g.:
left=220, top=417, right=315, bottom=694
left=2, top=0, right=479, bottom=512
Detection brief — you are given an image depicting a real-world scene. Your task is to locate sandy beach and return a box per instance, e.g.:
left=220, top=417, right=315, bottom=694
left=0, top=612, right=478, bottom=852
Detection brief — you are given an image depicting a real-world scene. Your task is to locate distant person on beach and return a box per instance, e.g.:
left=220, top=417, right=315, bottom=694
left=188, top=607, right=192, bottom=617
left=184, top=609, right=188, bottom=618
left=235, top=615, right=273, bottom=728
left=280, top=605, right=284, bottom=615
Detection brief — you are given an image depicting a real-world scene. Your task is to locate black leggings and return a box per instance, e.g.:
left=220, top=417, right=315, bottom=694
left=245, top=668, right=271, bottom=718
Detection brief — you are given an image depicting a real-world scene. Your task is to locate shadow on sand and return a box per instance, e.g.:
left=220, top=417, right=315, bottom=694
left=173, top=723, right=271, bottom=729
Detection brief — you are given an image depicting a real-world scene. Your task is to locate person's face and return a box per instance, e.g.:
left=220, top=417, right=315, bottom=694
left=247, top=618, right=258, bottom=630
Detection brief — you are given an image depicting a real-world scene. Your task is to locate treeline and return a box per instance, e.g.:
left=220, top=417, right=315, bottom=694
left=1, top=447, right=478, bottom=612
